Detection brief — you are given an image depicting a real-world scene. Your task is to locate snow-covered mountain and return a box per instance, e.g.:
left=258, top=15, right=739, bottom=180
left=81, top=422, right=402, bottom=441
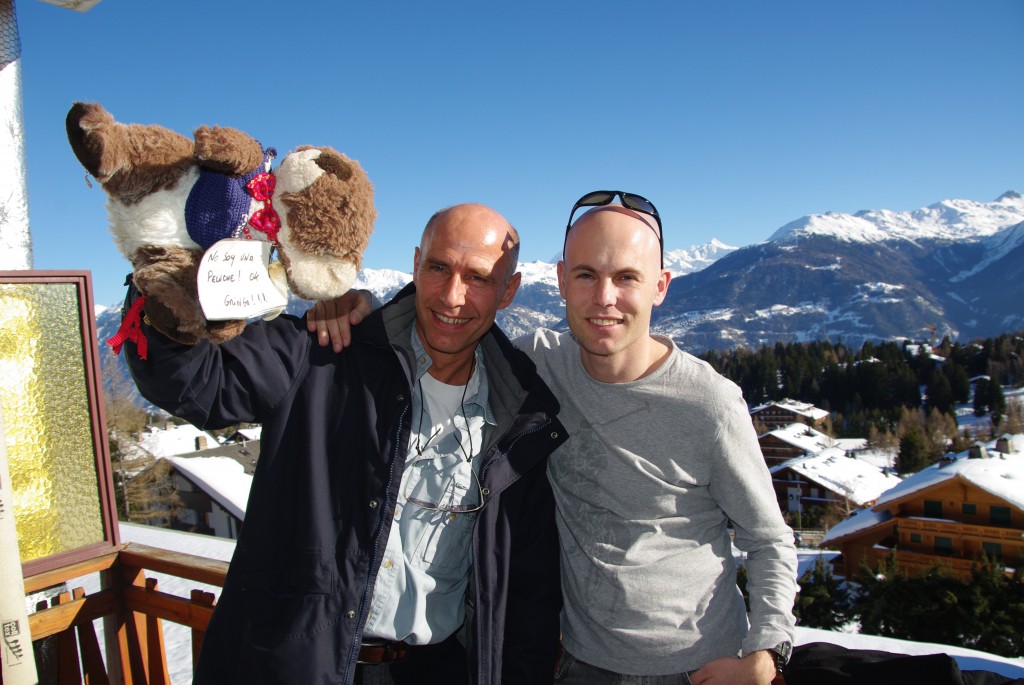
left=661, top=191, right=1024, bottom=351
left=96, top=190, right=1024, bottom=395
left=770, top=191, right=1024, bottom=245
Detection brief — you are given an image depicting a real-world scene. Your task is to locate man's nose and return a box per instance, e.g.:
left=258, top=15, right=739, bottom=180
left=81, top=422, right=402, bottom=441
left=593, top=279, right=616, bottom=306
left=440, top=275, right=466, bottom=308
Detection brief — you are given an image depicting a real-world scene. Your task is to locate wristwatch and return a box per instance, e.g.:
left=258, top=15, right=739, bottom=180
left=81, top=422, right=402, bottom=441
left=768, top=641, right=792, bottom=673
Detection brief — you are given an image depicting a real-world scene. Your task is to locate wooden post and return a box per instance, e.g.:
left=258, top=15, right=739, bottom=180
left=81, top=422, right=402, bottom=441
left=189, top=589, right=216, bottom=668
left=53, top=591, right=83, bottom=685
left=143, top=578, right=170, bottom=685
left=72, top=587, right=110, bottom=685
left=117, top=564, right=149, bottom=684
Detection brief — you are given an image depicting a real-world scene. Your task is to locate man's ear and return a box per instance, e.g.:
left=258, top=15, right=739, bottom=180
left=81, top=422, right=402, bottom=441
left=497, top=271, right=521, bottom=310
left=653, top=269, right=671, bottom=307
left=556, top=260, right=566, bottom=300
left=412, top=247, right=421, bottom=283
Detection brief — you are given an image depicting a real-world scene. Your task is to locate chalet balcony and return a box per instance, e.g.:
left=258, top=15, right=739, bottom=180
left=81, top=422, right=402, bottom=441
left=23, top=542, right=225, bottom=684
left=896, top=516, right=1024, bottom=542
left=862, top=543, right=1009, bottom=579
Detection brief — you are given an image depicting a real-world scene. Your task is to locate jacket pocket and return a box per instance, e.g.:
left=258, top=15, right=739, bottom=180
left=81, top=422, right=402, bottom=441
left=239, top=553, right=341, bottom=645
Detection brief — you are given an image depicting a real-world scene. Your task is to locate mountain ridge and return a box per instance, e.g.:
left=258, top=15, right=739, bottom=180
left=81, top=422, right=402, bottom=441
left=96, top=190, right=1024, bottom=397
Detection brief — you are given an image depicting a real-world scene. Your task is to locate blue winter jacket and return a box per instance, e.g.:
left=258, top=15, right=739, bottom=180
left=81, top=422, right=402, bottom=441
left=125, top=283, right=567, bottom=684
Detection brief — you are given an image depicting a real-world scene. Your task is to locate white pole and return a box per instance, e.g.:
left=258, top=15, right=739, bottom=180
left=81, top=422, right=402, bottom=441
left=0, top=404, right=39, bottom=685
left=0, top=0, right=33, bottom=270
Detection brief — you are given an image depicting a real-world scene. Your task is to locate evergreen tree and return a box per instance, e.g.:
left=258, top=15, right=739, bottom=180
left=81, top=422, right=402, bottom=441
left=736, top=563, right=750, bottom=612
left=925, top=371, right=954, bottom=416
left=944, top=363, right=971, bottom=404
left=961, top=560, right=1024, bottom=657
left=854, top=560, right=968, bottom=647
left=897, top=428, right=929, bottom=474
left=795, top=557, right=852, bottom=630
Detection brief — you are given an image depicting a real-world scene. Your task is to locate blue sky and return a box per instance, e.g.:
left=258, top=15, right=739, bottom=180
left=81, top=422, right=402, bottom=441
left=17, top=0, right=1024, bottom=306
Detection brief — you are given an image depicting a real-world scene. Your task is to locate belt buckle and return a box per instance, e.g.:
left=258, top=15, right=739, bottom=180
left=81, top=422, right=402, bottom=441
left=359, top=639, right=406, bottom=665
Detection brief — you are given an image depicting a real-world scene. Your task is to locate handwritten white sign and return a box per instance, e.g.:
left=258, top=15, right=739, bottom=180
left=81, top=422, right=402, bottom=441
left=198, top=239, right=288, bottom=321
left=0, top=407, right=39, bottom=685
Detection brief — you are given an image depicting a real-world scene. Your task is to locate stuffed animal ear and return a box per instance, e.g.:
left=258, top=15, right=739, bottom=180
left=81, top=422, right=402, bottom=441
left=65, top=101, right=196, bottom=203
left=193, top=125, right=266, bottom=176
left=66, top=102, right=120, bottom=181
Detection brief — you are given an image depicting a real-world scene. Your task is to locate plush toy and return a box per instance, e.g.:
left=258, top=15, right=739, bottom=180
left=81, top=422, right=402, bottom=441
left=65, top=102, right=376, bottom=349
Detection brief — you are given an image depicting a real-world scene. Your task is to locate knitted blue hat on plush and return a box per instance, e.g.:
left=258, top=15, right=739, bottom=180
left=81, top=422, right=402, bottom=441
left=184, top=147, right=277, bottom=249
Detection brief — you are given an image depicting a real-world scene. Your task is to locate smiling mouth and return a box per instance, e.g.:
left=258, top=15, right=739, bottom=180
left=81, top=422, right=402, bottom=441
left=587, top=318, right=621, bottom=326
left=434, top=312, right=471, bottom=325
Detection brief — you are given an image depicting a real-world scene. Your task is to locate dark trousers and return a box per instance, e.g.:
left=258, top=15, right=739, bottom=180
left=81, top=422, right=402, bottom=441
left=354, top=633, right=469, bottom=685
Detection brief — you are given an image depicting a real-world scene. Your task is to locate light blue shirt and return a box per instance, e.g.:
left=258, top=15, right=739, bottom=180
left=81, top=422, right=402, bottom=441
left=362, top=329, right=493, bottom=644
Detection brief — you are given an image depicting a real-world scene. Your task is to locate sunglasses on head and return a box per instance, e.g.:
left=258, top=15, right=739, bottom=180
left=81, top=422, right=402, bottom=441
left=565, top=190, right=664, bottom=267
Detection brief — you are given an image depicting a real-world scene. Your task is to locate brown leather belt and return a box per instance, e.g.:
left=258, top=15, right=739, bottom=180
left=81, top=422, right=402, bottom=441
left=357, top=639, right=425, bottom=665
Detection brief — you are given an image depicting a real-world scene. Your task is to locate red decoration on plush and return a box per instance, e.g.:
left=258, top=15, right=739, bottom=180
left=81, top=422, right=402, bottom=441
left=247, top=173, right=281, bottom=242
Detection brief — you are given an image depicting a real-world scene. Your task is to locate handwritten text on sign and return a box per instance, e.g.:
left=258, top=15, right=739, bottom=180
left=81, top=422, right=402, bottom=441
left=198, top=239, right=288, bottom=320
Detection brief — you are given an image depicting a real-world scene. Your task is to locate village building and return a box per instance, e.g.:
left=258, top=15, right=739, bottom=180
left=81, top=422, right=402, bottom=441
left=822, top=434, right=1024, bottom=580
left=757, top=421, right=865, bottom=468
left=123, top=430, right=259, bottom=540
left=750, top=399, right=830, bottom=431
left=164, top=454, right=254, bottom=539
left=770, top=447, right=902, bottom=519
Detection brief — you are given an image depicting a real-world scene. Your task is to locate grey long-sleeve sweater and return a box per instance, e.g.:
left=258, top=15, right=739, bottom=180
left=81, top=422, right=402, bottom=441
left=521, top=329, right=797, bottom=676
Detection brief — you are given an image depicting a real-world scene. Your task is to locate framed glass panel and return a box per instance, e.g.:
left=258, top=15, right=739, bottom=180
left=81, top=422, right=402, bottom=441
left=934, top=536, right=953, bottom=556
left=0, top=271, right=119, bottom=577
left=923, top=500, right=943, bottom=518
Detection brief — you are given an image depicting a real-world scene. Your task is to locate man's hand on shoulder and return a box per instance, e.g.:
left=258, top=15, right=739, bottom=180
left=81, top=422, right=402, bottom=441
left=305, top=290, right=374, bottom=352
left=689, top=651, right=777, bottom=685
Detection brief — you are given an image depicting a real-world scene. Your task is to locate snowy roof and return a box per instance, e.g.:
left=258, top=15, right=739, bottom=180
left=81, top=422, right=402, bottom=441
left=166, top=456, right=253, bottom=520
left=771, top=447, right=902, bottom=506
left=129, top=423, right=220, bottom=459
left=761, top=423, right=863, bottom=454
left=751, top=399, right=830, bottom=422
left=234, top=426, right=262, bottom=442
left=849, top=447, right=897, bottom=471
left=873, top=433, right=1024, bottom=511
left=821, top=507, right=893, bottom=544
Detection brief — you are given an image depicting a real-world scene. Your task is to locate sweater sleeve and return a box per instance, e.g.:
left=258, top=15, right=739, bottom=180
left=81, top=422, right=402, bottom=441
left=707, top=383, right=798, bottom=656
left=124, top=298, right=313, bottom=430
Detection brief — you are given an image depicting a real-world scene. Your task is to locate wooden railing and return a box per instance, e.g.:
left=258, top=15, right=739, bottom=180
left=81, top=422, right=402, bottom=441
left=24, top=545, right=789, bottom=684
left=23, top=542, right=226, bottom=684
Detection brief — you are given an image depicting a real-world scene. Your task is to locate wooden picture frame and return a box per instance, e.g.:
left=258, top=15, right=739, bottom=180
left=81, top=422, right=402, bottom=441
left=0, top=270, right=119, bottom=577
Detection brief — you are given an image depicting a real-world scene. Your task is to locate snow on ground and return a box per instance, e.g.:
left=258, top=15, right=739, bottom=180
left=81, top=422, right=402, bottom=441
left=956, top=386, right=1024, bottom=437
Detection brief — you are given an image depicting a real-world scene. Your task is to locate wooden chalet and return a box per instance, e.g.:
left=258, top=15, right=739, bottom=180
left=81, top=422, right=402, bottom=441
left=822, top=435, right=1024, bottom=580
left=750, top=399, right=829, bottom=431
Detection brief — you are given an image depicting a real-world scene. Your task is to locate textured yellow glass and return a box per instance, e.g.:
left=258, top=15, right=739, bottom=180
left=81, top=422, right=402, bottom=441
left=0, top=283, right=104, bottom=563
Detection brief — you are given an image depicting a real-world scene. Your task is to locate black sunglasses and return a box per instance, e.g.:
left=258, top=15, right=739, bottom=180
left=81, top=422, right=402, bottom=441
left=565, top=190, right=664, bottom=268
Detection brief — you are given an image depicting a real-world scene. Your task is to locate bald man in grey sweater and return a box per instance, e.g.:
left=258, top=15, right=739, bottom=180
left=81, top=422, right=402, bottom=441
left=521, top=193, right=796, bottom=685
